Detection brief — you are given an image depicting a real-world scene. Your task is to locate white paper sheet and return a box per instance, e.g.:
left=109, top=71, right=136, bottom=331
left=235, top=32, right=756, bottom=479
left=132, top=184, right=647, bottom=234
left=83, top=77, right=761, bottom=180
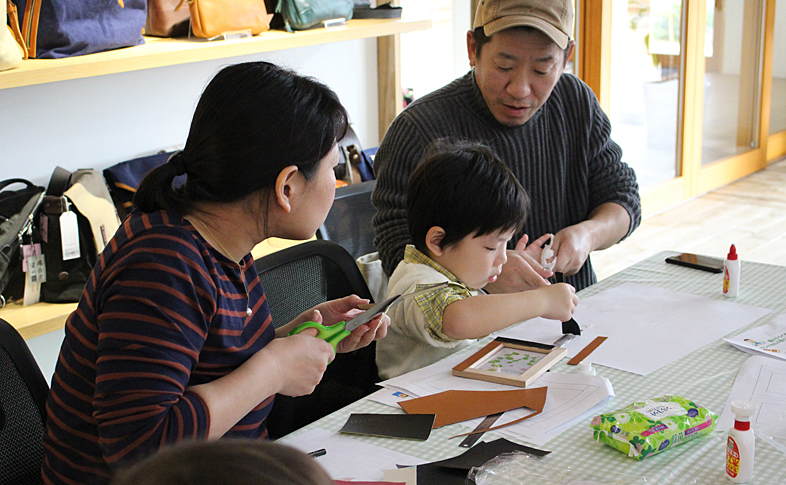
left=378, top=349, right=613, bottom=445
left=499, top=282, right=772, bottom=376
left=717, top=356, right=786, bottom=433
left=724, top=313, right=786, bottom=361
left=278, top=428, right=427, bottom=481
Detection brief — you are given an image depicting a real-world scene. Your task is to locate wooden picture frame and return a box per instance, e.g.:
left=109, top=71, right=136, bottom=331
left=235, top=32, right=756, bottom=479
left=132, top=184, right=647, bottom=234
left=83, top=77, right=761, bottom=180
left=452, top=337, right=566, bottom=388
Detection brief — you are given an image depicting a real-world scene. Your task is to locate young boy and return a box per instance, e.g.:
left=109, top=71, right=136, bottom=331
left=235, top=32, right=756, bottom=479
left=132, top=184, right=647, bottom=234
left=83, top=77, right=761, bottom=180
left=376, top=142, right=579, bottom=379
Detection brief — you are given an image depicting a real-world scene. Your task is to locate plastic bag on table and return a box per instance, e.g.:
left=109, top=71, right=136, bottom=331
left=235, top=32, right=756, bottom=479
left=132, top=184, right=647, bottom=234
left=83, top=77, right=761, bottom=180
left=467, top=451, right=646, bottom=485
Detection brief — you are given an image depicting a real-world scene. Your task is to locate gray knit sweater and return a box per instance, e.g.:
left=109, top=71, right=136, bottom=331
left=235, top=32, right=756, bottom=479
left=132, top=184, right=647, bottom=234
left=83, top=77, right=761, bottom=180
left=372, top=71, right=641, bottom=291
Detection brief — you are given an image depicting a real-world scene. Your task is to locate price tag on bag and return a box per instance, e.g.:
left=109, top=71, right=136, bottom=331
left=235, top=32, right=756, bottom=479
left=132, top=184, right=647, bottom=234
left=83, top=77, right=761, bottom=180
left=22, top=243, right=45, bottom=306
left=22, top=243, right=47, bottom=285
left=60, top=210, right=81, bottom=261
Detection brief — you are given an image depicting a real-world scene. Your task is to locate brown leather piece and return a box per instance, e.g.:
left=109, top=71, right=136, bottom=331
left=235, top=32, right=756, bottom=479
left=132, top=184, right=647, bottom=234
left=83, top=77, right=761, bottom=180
left=399, top=387, right=547, bottom=429
left=567, top=336, right=608, bottom=365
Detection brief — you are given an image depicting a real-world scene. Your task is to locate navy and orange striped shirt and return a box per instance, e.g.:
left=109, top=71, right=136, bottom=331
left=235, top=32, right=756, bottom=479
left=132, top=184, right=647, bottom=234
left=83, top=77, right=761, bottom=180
left=42, top=210, right=276, bottom=485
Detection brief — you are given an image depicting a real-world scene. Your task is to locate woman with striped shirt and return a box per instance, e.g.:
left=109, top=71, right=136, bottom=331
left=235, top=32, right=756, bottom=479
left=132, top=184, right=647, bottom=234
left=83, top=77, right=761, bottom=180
left=41, top=62, right=389, bottom=485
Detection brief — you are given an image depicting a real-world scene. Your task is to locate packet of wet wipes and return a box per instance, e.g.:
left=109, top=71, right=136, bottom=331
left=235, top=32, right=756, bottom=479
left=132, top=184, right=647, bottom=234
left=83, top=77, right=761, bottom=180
left=590, top=395, right=718, bottom=460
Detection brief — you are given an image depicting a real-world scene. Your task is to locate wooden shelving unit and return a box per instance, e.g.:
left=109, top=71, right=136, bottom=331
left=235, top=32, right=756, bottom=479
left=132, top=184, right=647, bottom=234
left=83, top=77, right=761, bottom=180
left=0, top=18, right=430, bottom=89
left=0, top=17, right=430, bottom=340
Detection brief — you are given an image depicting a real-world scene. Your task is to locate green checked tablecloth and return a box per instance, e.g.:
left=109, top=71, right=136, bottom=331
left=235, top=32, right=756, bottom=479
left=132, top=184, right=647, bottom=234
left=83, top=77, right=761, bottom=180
left=282, top=251, right=786, bottom=484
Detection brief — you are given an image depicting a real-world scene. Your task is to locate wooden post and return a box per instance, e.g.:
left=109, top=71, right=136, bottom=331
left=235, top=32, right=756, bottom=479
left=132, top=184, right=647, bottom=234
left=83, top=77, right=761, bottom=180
left=577, top=0, right=612, bottom=112
left=377, top=0, right=403, bottom=142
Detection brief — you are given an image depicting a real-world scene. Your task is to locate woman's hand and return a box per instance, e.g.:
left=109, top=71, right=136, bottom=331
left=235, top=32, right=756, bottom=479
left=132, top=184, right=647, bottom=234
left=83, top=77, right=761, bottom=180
left=261, top=332, right=334, bottom=397
left=278, top=295, right=390, bottom=352
left=336, top=311, right=389, bottom=353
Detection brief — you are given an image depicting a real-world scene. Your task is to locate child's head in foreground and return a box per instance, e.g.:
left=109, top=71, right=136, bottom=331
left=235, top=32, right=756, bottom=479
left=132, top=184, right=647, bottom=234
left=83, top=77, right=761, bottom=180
left=406, top=141, right=530, bottom=289
left=110, top=440, right=333, bottom=485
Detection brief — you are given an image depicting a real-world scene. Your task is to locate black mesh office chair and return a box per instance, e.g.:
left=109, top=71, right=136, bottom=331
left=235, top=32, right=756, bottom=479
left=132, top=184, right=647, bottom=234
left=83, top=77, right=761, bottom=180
left=316, top=180, right=377, bottom=260
left=254, top=240, right=381, bottom=439
left=0, top=319, right=50, bottom=485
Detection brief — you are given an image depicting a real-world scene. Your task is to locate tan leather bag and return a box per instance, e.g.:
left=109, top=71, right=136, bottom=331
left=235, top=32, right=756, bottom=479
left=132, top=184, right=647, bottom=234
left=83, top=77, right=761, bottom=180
left=146, top=0, right=190, bottom=37
left=1, top=0, right=27, bottom=71
left=178, top=0, right=271, bottom=38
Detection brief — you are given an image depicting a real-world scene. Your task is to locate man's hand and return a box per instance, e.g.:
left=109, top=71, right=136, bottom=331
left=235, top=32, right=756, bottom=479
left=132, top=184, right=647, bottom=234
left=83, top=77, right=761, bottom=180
left=485, top=236, right=552, bottom=294
left=551, top=224, right=593, bottom=276
left=549, top=202, right=632, bottom=275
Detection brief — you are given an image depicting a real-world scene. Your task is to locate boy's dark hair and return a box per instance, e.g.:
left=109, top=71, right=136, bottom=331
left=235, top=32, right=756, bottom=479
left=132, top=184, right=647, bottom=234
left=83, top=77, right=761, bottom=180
left=407, top=141, right=529, bottom=254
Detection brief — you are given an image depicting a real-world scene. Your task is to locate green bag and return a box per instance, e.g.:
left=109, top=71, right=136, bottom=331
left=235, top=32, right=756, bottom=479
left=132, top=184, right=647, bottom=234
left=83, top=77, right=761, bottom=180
left=276, top=0, right=353, bottom=32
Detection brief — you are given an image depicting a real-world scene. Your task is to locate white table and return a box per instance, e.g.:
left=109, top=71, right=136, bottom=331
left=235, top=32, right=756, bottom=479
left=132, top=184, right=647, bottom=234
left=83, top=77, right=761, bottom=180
left=282, top=251, right=786, bottom=484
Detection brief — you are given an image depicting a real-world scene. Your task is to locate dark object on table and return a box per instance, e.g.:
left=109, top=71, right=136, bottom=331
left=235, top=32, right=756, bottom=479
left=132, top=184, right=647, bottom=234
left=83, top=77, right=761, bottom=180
left=352, top=2, right=402, bottom=19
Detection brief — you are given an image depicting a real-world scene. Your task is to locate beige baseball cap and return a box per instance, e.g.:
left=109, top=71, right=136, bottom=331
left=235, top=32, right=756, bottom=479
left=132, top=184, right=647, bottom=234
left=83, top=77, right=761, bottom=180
left=473, top=0, right=574, bottom=49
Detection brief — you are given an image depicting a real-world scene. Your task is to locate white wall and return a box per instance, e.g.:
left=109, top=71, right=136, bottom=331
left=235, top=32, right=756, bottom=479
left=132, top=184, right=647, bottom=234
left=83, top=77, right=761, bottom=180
left=0, top=38, right=379, bottom=381
left=0, top=39, right=379, bottom=187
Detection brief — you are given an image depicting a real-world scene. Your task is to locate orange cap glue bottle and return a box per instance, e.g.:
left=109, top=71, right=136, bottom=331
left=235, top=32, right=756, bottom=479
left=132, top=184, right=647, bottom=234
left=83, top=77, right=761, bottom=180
left=723, top=244, right=740, bottom=298
left=726, top=400, right=757, bottom=483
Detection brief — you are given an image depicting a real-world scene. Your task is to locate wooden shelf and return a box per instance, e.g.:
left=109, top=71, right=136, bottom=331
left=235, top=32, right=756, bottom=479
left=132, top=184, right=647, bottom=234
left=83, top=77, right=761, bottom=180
left=0, top=18, right=430, bottom=90
left=0, top=301, right=77, bottom=340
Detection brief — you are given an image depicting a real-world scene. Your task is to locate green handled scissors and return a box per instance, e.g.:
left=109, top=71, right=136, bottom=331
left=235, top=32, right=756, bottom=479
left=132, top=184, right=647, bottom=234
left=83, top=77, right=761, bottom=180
left=289, top=282, right=449, bottom=352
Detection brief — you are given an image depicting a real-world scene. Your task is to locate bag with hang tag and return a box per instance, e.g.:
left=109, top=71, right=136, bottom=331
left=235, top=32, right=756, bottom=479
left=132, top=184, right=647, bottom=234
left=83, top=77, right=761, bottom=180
left=0, top=179, right=45, bottom=307
left=35, top=167, right=121, bottom=303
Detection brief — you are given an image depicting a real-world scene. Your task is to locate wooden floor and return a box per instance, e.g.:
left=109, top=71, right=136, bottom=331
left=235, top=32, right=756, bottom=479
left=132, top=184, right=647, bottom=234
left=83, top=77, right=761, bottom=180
left=593, top=156, right=786, bottom=280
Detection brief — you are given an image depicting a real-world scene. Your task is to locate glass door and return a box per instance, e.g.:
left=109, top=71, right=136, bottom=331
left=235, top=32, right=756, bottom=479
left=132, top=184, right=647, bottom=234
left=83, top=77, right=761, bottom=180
left=607, top=0, right=686, bottom=191
left=580, top=0, right=776, bottom=214
left=767, top=0, right=786, bottom=161
left=696, top=0, right=768, bottom=193
left=700, top=0, right=764, bottom=164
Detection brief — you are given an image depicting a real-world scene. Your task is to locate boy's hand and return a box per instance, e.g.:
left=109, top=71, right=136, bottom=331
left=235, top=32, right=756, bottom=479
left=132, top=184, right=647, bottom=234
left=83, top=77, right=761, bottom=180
left=537, top=283, right=579, bottom=322
left=486, top=236, right=552, bottom=294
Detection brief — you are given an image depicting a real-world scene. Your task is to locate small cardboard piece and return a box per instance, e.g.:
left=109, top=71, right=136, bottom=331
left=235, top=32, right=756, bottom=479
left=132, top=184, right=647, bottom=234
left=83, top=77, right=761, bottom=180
left=339, top=413, right=435, bottom=441
left=399, top=387, right=547, bottom=432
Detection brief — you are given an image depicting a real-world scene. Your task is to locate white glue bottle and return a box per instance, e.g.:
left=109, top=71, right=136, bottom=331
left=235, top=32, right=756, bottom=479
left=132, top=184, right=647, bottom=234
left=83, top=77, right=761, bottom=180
left=726, top=400, right=757, bottom=483
left=723, top=244, right=740, bottom=298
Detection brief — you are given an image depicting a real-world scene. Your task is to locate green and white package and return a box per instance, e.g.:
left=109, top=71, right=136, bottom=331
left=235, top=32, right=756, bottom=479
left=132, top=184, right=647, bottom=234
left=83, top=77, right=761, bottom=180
left=590, top=395, right=718, bottom=460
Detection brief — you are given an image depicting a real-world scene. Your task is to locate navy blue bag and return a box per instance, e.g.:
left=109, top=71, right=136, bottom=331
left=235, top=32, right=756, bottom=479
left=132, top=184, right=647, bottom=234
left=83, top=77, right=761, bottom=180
left=103, top=150, right=174, bottom=219
left=15, top=0, right=146, bottom=59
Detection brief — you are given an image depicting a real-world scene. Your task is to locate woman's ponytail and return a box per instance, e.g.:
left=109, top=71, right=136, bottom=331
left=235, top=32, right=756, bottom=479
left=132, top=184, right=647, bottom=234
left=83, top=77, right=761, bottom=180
left=134, top=152, right=190, bottom=214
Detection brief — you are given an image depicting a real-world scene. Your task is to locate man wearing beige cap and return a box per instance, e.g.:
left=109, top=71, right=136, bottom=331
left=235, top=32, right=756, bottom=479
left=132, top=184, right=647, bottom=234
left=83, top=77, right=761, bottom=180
left=372, top=0, right=640, bottom=292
